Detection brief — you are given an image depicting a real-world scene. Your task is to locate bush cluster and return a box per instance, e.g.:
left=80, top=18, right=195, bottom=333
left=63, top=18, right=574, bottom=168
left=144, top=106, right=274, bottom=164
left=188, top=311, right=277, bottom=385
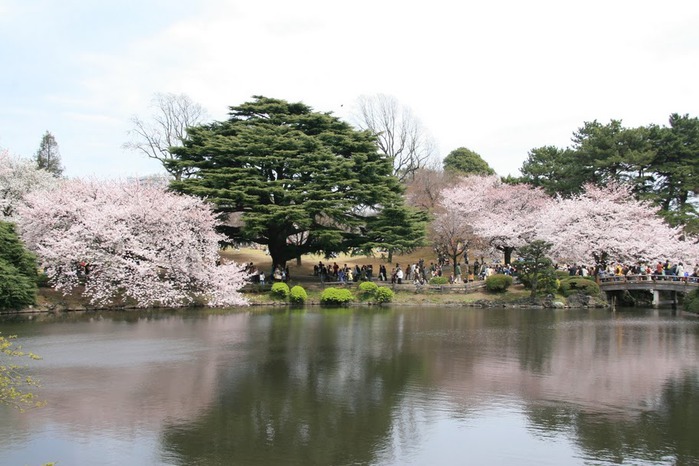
left=558, top=277, right=600, bottom=297
left=374, top=286, right=394, bottom=303
left=270, top=282, right=290, bottom=300
left=429, top=276, right=448, bottom=285
left=289, top=285, right=307, bottom=304
left=320, top=287, right=354, bottom=306
left=358, top=281, right=379, bottom=300
left=684, top=289, right=699, bottom=313
left=485, top=274, right=513, bottom=292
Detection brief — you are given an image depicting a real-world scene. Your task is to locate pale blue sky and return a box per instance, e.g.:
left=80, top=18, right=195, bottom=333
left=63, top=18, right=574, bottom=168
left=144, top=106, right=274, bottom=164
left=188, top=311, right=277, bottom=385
left=2, top=0, right=698, bottom=178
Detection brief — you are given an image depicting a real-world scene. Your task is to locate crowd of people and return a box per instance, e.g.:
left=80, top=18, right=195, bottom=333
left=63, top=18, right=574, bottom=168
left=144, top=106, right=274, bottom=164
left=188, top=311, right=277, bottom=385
left=245, top=255, right=699, bottom=288
left=563, top=260, right=699, bottom=280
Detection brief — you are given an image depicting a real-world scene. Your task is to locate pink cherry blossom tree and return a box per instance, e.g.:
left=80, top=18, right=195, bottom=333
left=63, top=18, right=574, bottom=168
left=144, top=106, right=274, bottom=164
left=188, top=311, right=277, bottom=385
left=440, top=175, right=552, bottom=264
left=537, top=183, right=699, bottom=267
left=16, top=179, right=248, bottom=308
left=0, top=149, right=57, bottom=218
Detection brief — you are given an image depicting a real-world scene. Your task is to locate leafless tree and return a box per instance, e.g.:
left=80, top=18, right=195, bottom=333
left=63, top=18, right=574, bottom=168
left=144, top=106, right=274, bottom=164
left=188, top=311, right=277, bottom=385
left=353, top=94, right=436, bottom=183
left=405, top=164, right=459, bottom=212
left=123, top=93, right=208, bottom=180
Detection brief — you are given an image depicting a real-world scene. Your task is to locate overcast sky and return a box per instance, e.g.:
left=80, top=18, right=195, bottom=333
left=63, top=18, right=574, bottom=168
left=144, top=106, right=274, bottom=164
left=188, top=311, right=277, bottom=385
left=1, top=0, right=698, bottom=179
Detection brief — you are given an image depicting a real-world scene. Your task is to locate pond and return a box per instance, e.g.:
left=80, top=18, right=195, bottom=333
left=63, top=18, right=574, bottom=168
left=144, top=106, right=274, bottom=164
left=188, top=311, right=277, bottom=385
left=1, top=306, right=698, bottom=465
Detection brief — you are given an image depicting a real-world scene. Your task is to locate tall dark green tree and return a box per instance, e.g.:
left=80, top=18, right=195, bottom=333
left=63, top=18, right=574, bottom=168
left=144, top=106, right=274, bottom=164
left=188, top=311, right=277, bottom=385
left=443, top=147, right=495, bottom=176
left=571, top=120, right=654, bottom=194
left=517, top=115, right=698, bottom=234
left=169, top=96, right=424, bottom=268
left=519, top=145, right=577, bottom=196
left=34, top=131, right=63, bottom=177
left=648, top=113, right=699, bottom=232
left=362, top=205, right=428, bottom=263
left=0, top=221, right=38, bottom=309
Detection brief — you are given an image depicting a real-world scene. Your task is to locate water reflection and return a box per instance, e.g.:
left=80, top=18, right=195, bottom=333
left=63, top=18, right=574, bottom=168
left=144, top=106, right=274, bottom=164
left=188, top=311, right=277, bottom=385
left=0, top=308, right=697, bottom=465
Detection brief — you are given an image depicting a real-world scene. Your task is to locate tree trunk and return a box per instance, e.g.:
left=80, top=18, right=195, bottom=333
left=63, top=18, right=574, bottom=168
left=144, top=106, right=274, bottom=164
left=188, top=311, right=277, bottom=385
left=268, top=238, right=288, bottom=273
left=296, top=255, right=302, bottom=266
left=387, top=249, right=393, bottom=264
left=503, top=246, right=514, bottom=265
left=530, top=276, right=538, bottom=298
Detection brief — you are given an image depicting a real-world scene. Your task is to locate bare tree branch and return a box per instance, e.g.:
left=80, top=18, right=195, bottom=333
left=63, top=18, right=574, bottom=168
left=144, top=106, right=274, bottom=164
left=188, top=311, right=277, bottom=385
left=353, top=94, right=436, bottom=183
left=123, top=93, right=208, bottom=180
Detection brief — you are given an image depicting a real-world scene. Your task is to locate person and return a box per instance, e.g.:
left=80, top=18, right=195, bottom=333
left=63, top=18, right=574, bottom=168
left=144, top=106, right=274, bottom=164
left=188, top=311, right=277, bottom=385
left=259, top=271, right=265, bottom=285
left=396, top=264, right=404, bottom=284
left=454, top=263, right=462, bottom=283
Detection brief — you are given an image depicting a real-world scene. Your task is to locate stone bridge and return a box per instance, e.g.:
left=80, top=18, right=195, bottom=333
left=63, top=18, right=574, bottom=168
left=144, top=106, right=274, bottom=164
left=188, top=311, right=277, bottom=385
left=598, top=275, right=699, bottom=307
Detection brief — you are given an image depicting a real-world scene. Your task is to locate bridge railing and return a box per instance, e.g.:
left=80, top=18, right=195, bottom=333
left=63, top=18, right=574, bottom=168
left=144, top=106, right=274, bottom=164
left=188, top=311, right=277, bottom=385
left=598, top=274, right=699, bottom=285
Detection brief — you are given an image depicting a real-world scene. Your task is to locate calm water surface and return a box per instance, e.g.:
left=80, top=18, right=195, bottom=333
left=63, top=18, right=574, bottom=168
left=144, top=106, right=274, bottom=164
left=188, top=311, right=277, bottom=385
left=0, top=307, right=698, bottom=466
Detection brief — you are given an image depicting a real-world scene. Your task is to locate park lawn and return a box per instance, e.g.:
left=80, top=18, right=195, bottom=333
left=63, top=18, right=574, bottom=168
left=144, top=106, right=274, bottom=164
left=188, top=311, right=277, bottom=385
left=220, top=246, right=447, bottom=279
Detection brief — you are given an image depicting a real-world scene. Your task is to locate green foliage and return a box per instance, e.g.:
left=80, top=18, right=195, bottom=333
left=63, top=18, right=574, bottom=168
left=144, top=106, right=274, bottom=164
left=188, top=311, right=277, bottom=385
left=320, top=287, right=354, bottom=306
left=374, top=286, right=394, bottom=303
left=517, top=114, right=699, bottom=234
left=289, top=285, right=307, bottom=304
left=429, top=276, right=448, bottom=285
left=684, top=289, right=699, bottom=313
left=169, top=96, right=423, bottom=268
left=36, top=272, right=50, bottom=288
left=357, top=281, right=378, bottom=299
left=270, top=282, right=290, bottom=300
left=361, top=205, right=428, bottom=261
left=485, top=274, right=513, bottom=292
left=517, top=240, right=556, bottom=297
left=558, top=277, right=601, bottom=297
left=443, top=147, right=495, bottom=175
left=0, top=222, right=38, bottom=309
left=0, top=333, right=43, bottom=411
left=34, top=130, right=63, bottom=177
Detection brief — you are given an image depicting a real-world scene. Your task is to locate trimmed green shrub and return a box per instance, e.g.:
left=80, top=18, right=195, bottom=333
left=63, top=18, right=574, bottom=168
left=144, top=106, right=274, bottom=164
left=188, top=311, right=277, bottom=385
left=555, top=270, right=570, bottom=280
left=270, top=282, right=290, bottom=300
left=559, top=277, right=601, bottom=297
left=374, top=286, right=394, bottom=303
left=320, top=287, right=354, bottom=306
left=289, top=285, right=307, bottom=304
left=358, top=281, right=379, bottom=300
left=485, top=274, right=513, bottom=292
left=429, top=276, right=448, bottom=285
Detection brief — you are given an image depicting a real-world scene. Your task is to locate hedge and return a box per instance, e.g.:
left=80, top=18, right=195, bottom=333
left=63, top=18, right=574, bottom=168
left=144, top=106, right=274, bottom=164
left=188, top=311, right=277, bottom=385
left=320, top=287, right=354, bottom=306
left=271, top=282, right=290, bottom=300
left=289, top=285, right=307, bottom=304
left=485, top=274, right=513, bottom=292
left=558, top=277, right=600, bottom=297
left=374, top=286, right=394, bottom=303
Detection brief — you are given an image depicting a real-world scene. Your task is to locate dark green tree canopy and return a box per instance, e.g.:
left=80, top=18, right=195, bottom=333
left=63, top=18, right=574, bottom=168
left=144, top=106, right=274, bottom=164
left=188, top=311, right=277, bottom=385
left=517, top=114, right=699, bottom=233
left=443, top=147, right=495, bottom=175
left=34, top=131, right=63, bottom=177
left=169, top=96, right=424, bottom=267
left=0, top=221, right=38, bottom=309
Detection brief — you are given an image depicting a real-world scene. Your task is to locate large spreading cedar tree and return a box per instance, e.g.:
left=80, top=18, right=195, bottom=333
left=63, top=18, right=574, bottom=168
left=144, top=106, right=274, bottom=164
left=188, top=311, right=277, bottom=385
left=169, top=96, right=425, bottom=268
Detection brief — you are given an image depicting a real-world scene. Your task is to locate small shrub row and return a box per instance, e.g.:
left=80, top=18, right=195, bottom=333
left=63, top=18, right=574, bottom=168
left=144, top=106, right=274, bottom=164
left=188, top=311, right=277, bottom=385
left=320, top=287, right=355, bottom=305
left=270, top=283, right=307, bottom=304
left=320, top=284, right=394, bottom=305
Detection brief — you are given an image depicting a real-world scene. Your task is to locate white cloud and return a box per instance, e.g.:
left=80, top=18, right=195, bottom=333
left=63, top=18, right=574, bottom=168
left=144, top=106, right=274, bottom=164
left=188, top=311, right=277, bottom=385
left=1, top=0, right=698, bottom=178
